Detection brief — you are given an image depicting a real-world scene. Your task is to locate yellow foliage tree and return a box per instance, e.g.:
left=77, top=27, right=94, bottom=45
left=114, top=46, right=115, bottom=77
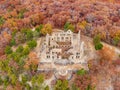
left=41, top=23, right=52, bottom=35
left=78, top=21, right=88, bottom=30
left=109, top=0, right=115, bottom=3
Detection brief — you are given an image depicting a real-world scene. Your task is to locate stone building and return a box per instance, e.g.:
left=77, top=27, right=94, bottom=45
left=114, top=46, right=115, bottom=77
left=38, top=30, right=88, bottom=79
left=39, top=30, right=85, bottom=64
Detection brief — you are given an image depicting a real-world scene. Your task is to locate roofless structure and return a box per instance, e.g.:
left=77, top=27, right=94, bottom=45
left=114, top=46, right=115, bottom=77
left=38, top=30, right=88, bottom=80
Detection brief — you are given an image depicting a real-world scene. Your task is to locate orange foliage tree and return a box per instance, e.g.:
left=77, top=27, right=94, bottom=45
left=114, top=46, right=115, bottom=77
left=4, top=18, right=18, bottom=31
left=24, top=52, right=39, bottom=74
left=30, top=13, right=44, bottom=26
left=97, top=45, right=116, bottom=60
left=3, top=31, right=12, bottom=41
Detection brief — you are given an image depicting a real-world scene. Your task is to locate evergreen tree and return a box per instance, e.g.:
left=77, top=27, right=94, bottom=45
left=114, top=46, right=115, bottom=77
left=93, top=34, right=103, bottom=50
left=10, top=38, right=16, bottom=46
left=35, top=24, right=43, bottom=32
left=5, top=46, right=13, bottom=55
left=27, top=40, right=37, bottom=49
left=22, top=46, right=30, bottom=56
left=16, top=45, right=24, bottom=53
left=54, top=80, right=69, bottom=90
left=0, top=16, right=5, bottom=25
left=64, top=22, right=75, bottom=32
left=77, top=68, right=87, bottom=76
left=26, top=30, right=33, bottom=41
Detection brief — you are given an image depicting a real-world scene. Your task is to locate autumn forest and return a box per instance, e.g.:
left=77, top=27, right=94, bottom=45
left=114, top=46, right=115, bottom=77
left=0, top=0, right=120, bottom=90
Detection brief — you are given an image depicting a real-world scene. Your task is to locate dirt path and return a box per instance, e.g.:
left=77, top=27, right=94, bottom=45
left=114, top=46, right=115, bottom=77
left=83, top=35, right=120, bottom=59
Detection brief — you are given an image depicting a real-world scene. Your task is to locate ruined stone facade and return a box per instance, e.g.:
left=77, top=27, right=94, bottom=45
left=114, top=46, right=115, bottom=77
left=38, top=30, right=88, bottom=80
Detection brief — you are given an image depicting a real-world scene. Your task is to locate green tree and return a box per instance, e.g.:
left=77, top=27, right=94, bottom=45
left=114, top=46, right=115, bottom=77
left=21, top=28, right=29, bottom=34
left=18, top=12, right=24, bottom=19
left=11, top=29, right=17, bottom=37
left=45, top=85, right=49, bottom=90
left=37, top=74, right=44, bottom=85
left=5, top=46, right=13, bottom=55
left=77, top=68, right=87, bottom=76
left=71, top=84, right=80, bottom=90
left=31, top=74, right=44, bottom=85
left=21, top=74, right=28, bottom=85
left=3, top=76, right=9, bottom=89
left=64, top=22, right=70, bottom=30
left=95, top=43, right=103, bottom=50
left=54, top=80, right=69, bottom=90
left=27, top=40, right=37, bottom=49
left=35, top=24, right=43, bottom=32
left=93, top=34, right=103, bottom=50
left=86, top=85, right=95, bottom=90
left=16, top=45, right=24, bottom=53
left=22, top=46, right=30, bottom=55
left=34, top=25, right=43, bottom=37
left=18, top=8, right=27, bottom=19
left=25, top=83, right=31, bottom=90
left=10, top=74, right=17, bottom=85
left=32, top=85, right=39, bottom=90
left=21, top=28, right=33, bottom=41
left=33, top=30, right=40, bottom=38
left=28, top=64, right=38, bottom=75
left=93, top=34, right=101, bottom=45
left=64, top=22, right=75, bottom=32
left=15, top=32, right=26, bottom=44
left=31, top=74, right=45, bottom=90
left=18, top=59, right=25, bottom=69
left=113, top=36, right=120, bottom=46
left=31, top=76, right=36, bottom=85
left=26, top=30, right=33, bottom=41
left=0, top=60, right=9, bottom=71
left=0, top=76, right=3, bottom=85
left=10, top=38, right=16, bottom=46
left=0, top=16, right=5, bottom=25
left=10, top=52, right=18, bottom=61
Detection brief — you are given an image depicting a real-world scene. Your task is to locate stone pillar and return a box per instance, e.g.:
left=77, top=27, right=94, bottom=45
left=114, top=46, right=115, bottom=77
left=80, top=42, right=84, bottom=59
left=71, top=33, right=74, bottom=47
left=46, top=34, right=49, bottom=46
left=78, top=30, right=81, bottom=50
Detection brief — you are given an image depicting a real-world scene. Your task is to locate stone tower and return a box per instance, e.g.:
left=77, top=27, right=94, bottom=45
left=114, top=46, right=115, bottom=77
left=78, top=30, right=81, bottom=50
